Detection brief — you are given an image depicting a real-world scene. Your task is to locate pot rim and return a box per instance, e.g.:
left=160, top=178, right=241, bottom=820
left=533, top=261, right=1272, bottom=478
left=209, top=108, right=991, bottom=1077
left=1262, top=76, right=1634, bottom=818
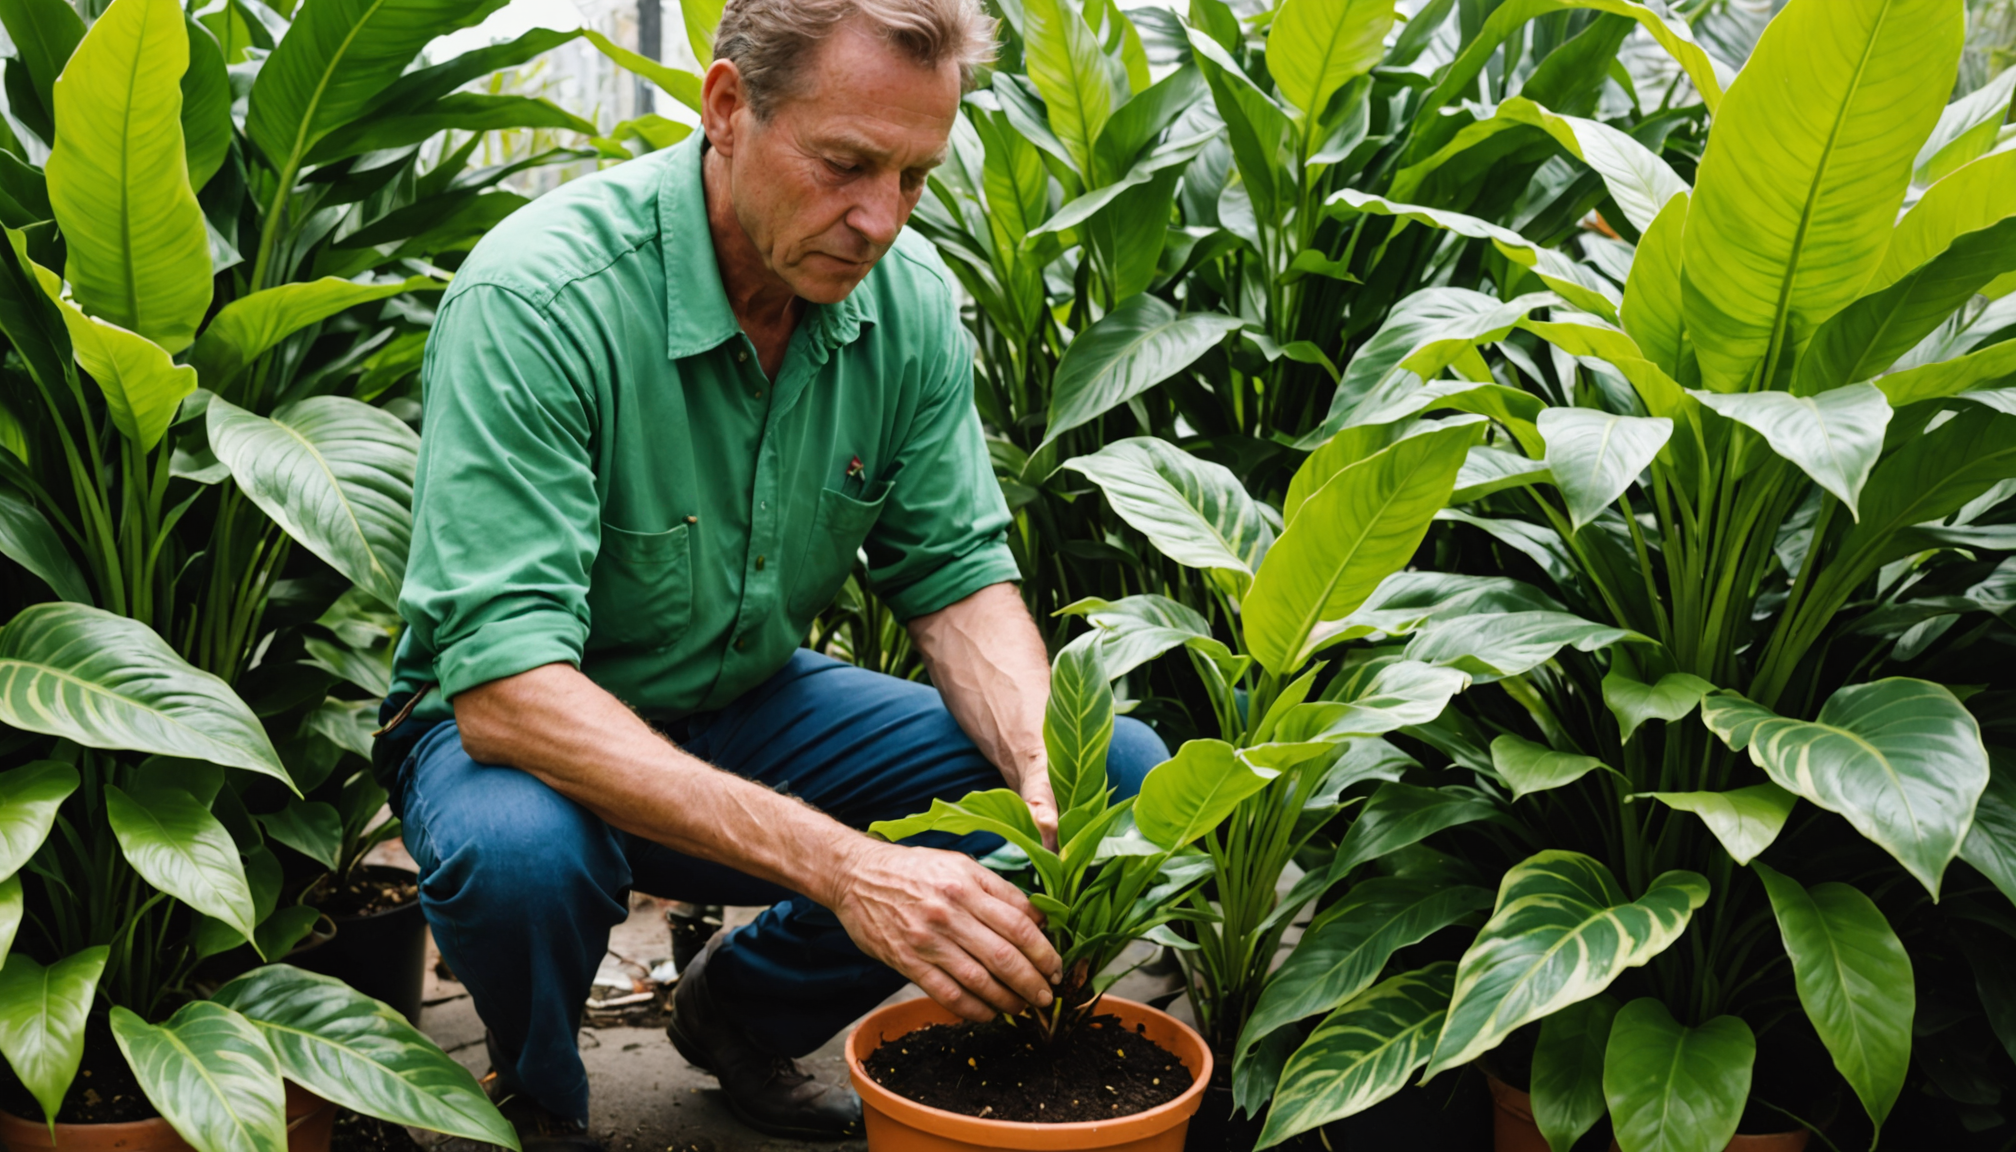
left=0, top=1081, right=330, bottom=1137
left=845, top=993, right=1212, bottom=1147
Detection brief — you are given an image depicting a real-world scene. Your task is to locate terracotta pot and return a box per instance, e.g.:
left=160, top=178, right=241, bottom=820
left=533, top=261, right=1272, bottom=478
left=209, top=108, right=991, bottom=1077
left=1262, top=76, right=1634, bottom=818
left=845, top=995, right=1212, bottom=1151
left=1486, top=1074, right=1810, bottom=1152
left=0, top=1082, right=336, bottom=1152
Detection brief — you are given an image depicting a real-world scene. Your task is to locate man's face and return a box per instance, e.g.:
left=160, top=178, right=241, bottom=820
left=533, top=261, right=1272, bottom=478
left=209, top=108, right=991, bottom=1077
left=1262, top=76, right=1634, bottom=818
left=708, top=24, right=962, bottom=304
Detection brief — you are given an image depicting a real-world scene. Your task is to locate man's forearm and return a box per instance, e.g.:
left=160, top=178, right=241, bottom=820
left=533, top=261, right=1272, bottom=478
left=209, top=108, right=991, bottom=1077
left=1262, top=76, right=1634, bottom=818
left=906, top=582, right=1050, bottom=788
left=454, top=663, right=866, bottom=908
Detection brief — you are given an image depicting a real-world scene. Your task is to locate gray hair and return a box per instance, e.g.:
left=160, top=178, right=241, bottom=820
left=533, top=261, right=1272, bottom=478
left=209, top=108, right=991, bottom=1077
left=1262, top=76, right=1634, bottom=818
left=714, top=0, right=998, bottom=117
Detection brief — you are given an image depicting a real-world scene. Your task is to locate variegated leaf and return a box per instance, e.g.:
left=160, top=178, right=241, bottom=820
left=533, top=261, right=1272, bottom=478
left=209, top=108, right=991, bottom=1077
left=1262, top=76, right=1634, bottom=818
left=1255, top=963, right=1455, bottom=1148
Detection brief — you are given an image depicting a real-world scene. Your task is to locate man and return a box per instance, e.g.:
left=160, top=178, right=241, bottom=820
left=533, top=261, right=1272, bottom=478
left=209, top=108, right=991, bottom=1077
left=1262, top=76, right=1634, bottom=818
left=373, top=0, right=1171, bottom=1146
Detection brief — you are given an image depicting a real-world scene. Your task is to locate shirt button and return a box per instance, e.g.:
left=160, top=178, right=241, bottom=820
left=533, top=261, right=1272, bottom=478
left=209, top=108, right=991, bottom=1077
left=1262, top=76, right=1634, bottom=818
left=755, top=555, right=766, bottom=570
left=734, top=638, right=747, bottom=651
left=736, top=349, right=748, bottom=364
left=753, top=390, right=764, bottom=399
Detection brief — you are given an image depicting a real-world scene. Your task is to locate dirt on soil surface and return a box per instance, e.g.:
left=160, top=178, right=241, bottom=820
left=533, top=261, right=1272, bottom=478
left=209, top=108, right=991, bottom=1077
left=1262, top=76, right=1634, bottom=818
left=864, top=1013, right=1192, bottom=1124
left=317, top=865, right=420, bottom=918
left=330, top=1110, right=426, bottom=1152
left=0, top=1017, right=155, bottom=1124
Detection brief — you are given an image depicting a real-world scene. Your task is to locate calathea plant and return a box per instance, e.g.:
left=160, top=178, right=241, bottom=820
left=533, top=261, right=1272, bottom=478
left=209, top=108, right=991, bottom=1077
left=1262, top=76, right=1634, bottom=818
left=1218, top=0, right=2016, bottom=1147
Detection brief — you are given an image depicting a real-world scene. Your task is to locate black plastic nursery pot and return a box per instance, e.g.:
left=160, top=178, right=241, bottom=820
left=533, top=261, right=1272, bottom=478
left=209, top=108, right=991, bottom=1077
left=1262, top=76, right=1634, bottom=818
left=291, top=865, right=428, bottom=1024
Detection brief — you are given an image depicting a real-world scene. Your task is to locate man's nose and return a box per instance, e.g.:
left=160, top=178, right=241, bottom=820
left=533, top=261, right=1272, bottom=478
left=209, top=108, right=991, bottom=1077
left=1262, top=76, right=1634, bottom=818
left=845, top=171, right=908, bottom=249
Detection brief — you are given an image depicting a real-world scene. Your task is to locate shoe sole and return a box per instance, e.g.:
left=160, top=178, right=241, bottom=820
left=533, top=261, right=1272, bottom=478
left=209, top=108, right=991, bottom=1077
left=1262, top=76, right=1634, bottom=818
left=664, top=1016, right=859, bottom=1142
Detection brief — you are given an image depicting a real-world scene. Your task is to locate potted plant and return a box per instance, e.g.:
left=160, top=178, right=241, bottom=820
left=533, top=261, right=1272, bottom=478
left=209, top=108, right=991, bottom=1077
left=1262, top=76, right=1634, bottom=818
left=846, top=635, right=1282, bottom=1149
left=1209, top=0, right=2016, bottom=1147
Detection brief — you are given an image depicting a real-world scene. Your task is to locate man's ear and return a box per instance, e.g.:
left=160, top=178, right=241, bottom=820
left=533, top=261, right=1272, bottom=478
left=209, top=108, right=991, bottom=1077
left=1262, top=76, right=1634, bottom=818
left=701, top=58, right=748, bottom=156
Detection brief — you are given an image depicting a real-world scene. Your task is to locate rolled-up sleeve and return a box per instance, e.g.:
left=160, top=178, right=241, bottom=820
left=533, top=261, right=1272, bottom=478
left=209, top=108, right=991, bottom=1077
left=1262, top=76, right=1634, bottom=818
left=865, top=316, right=1021, bottom=621
left=400, top=285, right=600, bottom=698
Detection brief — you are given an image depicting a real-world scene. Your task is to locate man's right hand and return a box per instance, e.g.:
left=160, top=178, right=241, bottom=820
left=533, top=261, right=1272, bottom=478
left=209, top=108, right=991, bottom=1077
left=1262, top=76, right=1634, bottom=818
left=828, top=839, right=1062, bottom=1022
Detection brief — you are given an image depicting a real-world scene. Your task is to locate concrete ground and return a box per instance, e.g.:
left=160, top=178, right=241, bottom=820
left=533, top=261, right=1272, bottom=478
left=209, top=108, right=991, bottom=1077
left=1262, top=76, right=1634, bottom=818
left=408, top=895, right=1192, bottom=1152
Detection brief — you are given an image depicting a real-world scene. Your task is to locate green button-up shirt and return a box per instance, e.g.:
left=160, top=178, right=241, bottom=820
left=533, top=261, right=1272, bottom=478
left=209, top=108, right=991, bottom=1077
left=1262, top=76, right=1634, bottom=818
left=389, top=135, right=1017, bottom=722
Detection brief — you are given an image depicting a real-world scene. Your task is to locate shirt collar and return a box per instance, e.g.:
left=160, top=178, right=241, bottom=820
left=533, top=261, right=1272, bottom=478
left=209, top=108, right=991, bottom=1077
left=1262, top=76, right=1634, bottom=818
left=658, top=134, right=881, bottom=362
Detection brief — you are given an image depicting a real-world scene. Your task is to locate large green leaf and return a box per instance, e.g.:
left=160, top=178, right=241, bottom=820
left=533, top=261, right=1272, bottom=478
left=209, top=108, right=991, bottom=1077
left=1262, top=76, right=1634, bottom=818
left=0, top=761, right=77, bottom=879
left=1535, top=408, right=1672, bottom=531
left=1254, top=963, right=1455, bottom=1148
left=0, top=947, right=108, bottom=1126
left=213, top=966, right=517, bottom=1147
left=191, top=277, right=439, bottom=390
left=1133, top=739, right=1276, bottom=850
left=578, top=31, right=699, bottom=114
left=1691, top=384, right=1892, bottom=516
left=1056, top=594, right=1210, bottom=679
left=1264, top=0, right=1392, bottom=122
left=1680, top=0, right=1960, bottom=392
left=1601, top=667, right=1712, bottom=743
left=1752, top=863, right=1912, bottom=1130
left=304, top=94, right=594, bottom=165
left=1914, top=66, right=2016, bottom=186
left=256, top=800, right=342, bottom=873
left=1405, top=611, right=1633, bottom=683
left=208, top=395, right=417, bottom=611
left=870, top=789, right=1061, bottom=890
left=1490, top=735, right=1610, bottom=799
left=46, top=0, right=213, bottom=353
left=181, top=17, right=233, bottom=193
left=1045, top=634, right=1113, bottom=816
left=1424, top=852, right=1707, bottom=1076
left=1321, top=572, right=1560, bottom=642
left=0, top=602, right=286, bottom=779
left=1622, top=193, right=1689, bottom=378
left=245, top=0, right=508, bottom=194
left=1876, top=148, right=2016, bottom=292
left=1023, top=0, right=1114, bottom=180
left=30, top=254, right=197, bottom=452
left=1840, top=410, right=2016, bottom=575
left=1237, top=878, right=1488, bottom=1074
left=1274, top=661, right=1473, bottom=743
left=1879, top=340, right=2016, bottom=407
left=1702, top=679, right=1987, bottom=896
left=1637, top=785, right=1797, bottom=866
left=0, top=877, right=18, bottom=967
left=0, top=484, right=90, bottom=603
left=1244, top=419, right=1481, bottom=675
left=1602, top=999, right=1753, bottom=1152
left=1531, top=995, right=1618, bottom=1152
left=1043, top=298, right=1242, bottom=449
left=1327, top=782, right=1501, bottom=874
left=1188, top=30, right=1296, bottom=225
left=681, top=0, right=721, bottom=63
left=1063, top=438, right=1273, bottom=596
left=111, top=1002, right=287, bottom=1152
left=107, top=784, right=260, bottom=943
left=0, top=0, right=83, bottom=135
left=1960, top=749, right=2016, bottom=906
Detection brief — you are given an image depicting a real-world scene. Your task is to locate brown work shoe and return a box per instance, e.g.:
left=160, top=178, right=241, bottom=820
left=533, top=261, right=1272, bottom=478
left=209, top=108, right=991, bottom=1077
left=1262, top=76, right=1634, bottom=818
left=665, top=933, right=864, bottom=1141
left=432, top=1064, right=602, bottom=1152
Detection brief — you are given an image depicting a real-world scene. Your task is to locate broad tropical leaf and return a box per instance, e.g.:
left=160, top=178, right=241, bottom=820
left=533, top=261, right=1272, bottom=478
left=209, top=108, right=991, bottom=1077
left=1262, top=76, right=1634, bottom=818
left=1045, top=634, right=1113, bottom=816
left=1535, top=407, right=1672, bottom=530
left=111, top=1002, right=288, bottom=1152
left=1255, top=963, right=1455, bottom=1148
left=0, top=485, right=89, bottom=603
left=1752, top=863, right=1911, bottom=1131
left=213, top=966, right=518, bottom=1147
left=1490, top=735, right=1610, bottom=799
left=1638, top=785, right=1797, bottom=866
left=1532, top=995, right=1619, bottom=1152
left=0, top=603, right=286, bottom=779
left=208, top=395, right=418, bottom=610
left=1701, top=679, right=1987, bottom=896
left=1960, top=749, right=2016, bottom=906
left=1244, top=419, right=1481, bottom=675
left=1237, top=878, right=1489, bottom=1075
left=1915, top=67, right=2016, bottom=187
left=869, top=789, right=1054, bottom=871
left=181, top=17, right=232, bottom=192
left=0, top=761, right=77, bottom=879
left=0, top=947, right=108, bottom=1126
left=1133, top=739, right=1276, bottom=850
left=1405, top=611, right=1633, bottom=683
left=1063, top=438, right=1273, bottom=596
left=257, top=801, right=343, bottom=872
left=0, top=876, right=17, bottom=968
left=1056, top=594, right=1210, bottom=678
left=1023, top=0, right=1114, bottom=179
left=0, top=0, right=83, bottom=135
left=1622, top=193, right=1688, bottom=377
left=1602, top=667, right=1712, bottom=743
left=1876, top=148, right=2016, bottom=292
left=1603, top=999, right=1754, bottom=1152
left=1042, top=297, right=1243, bottom=448
left=1424, top=852, right=1707, bottom=1075
left=191, top=276, right=440, bottom=389
left=46, top=0, right=212, bottom=352
left=107, top=784, right=260, bottom=943
left=1328, top=782, right=1500, bottom=875
left=30, top=261, right=196, bottom=452
left=1691, top=385, right=1892, bottom=516
left=1265, top=0, right=1393, bottom=122
left=1274, top=661, right=1472, bottom=742
left=1680, top=0, right=1961, bottom=392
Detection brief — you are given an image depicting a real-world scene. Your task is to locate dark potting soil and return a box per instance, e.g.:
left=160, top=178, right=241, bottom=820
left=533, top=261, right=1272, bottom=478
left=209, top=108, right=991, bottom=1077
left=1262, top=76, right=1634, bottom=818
left=331, top=1109, right=427, bottom=1152
left=0, top=1016, right=155, bottom=1124
left=316, top=866, right=419, bottom=918
left=864, top=1014, right=1191, bottom=1124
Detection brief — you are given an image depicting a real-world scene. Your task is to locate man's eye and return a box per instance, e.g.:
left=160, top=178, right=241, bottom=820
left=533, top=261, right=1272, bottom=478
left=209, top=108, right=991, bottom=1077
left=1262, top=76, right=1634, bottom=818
left=825, top=159, right=859, bottom=176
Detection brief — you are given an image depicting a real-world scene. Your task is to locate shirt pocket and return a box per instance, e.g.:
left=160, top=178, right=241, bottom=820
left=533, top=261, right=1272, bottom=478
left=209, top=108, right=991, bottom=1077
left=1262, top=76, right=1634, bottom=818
left=787, top=484, right=890, bottom=619
left=587, top=521, right=693, bottom=652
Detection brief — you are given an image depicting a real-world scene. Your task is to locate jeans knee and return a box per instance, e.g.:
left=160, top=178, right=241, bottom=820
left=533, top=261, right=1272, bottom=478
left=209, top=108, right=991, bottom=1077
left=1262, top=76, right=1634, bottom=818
left=420, top=787, right=625, bottom=924
left=1107, top=717, right=1169, bottom=800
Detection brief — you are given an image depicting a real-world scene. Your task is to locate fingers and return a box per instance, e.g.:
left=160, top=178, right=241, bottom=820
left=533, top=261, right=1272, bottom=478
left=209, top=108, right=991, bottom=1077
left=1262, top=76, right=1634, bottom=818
left=969, top=867, right=1064, bottom=983
left=1020, top=777, right=1060, bottom=851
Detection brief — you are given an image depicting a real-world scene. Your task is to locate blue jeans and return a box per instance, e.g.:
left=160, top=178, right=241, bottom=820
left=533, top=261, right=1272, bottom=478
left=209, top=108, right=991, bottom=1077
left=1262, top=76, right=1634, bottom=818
left=378, top=649, right=1168, bottom=1123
